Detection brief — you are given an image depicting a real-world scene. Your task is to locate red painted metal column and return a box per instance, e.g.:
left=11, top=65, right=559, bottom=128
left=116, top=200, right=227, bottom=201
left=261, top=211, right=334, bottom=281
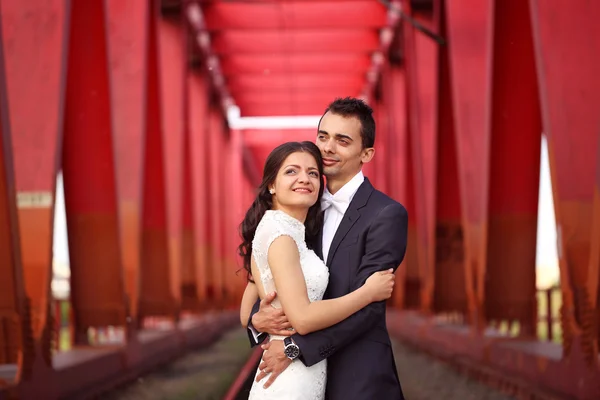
left=62, top=0, right=127, bottom=339
left=229, top=128, right=246, bottom=306
left=208, top=105, right=224, bottom=307
left=188, top=68, right=210, bottom=308
left=106, top=0, right=150, bottom=325
left=158, top=7, right=186, bottom=314
left=432, top=2, right=466, bottom=315
left=445, top=0, right=494, bottom=328
left=0, top=24, right=28, bottom=372
left=139, top=4, right=175, bottom=321
left=485, top=0, right=541, bottom=334
left=530, top=0, right=600, bottom=363
left=1, top=0, right=69, bottom=366
left=386, top=61, right=420, bottom=309
left=402, top=2, right=440, bottom=313
left=181, top=78, right=197, bottom=312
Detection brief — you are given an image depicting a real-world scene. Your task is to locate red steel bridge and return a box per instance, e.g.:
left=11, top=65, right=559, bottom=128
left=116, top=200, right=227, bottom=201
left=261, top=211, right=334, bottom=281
left=1, top=0, right=599, bottom=399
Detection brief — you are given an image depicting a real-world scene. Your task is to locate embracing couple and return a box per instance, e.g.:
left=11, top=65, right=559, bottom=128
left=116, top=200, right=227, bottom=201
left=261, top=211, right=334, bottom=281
left=238, top=97, right=408, bottom=400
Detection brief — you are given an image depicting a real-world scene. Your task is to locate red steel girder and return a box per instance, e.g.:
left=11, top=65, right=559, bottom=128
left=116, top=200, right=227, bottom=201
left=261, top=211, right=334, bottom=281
left=240, top=102, right=347, bottom=117
left=202, top=1, right=387, bottom=30
left=1, top=0, right=68, bottom=346
left=234, top=93, right=349, bottom=108
left=243, top=129, right=316, bottom=147
left=432, top=1, right=465, bottom=314
left=227, top=74, right=364, bottom=93
left=139, top=3, right=177, bottom=320
left=187, top=69, right=210, bottom=307
left=211, top=29, right=380, bottom=54
left=0, top=20, right=27, bottom=370
left=207, top=107, right=226, bottom=305
left=485, top=0, right=541, bottom=331
left=402, top=3, right=439, bottom=312
left=220, top=55, right=372, bottom=76
left=158, top=10, right=187, bottom=310
left=445, top=0, right=494, bottom=328
left=530, top=0, right=600, bottom=358
left=181, top=98, right=197, bottom=311
left=384, top=65, right=415, bottom=309
left=106, top=0, right=149, bottom=323
left=62, top=0, right=127, bottom=333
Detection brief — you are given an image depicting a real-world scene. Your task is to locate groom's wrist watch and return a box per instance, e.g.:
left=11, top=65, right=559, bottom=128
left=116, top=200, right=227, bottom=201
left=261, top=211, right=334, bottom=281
left=283, top=337, right=300, bottom=360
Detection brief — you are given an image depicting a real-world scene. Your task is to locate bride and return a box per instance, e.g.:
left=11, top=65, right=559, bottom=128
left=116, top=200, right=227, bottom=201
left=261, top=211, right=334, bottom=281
left=238, top=141, right=395, bottom=400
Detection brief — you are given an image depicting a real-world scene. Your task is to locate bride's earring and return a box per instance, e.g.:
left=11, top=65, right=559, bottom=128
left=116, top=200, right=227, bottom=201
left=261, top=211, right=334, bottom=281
left=269, top=188, right=275, bottom=195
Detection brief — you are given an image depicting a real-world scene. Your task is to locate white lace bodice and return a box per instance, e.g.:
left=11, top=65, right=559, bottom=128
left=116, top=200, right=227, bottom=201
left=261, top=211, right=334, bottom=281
left=252, top=210, right=329, bottom=310
left=249, top=209, right=329, bottom=400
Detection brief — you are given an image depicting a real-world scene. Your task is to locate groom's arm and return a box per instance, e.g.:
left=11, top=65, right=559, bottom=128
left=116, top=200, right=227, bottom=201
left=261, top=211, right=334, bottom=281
left=247, top=292, right=295, bottom=347
left=246, top=299, right=267, bottom=347
left=293, top=202, right=408, bottom=367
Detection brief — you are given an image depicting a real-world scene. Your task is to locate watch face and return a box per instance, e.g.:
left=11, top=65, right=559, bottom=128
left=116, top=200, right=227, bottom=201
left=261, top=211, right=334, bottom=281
left=285, top=345, right=300, bottom=359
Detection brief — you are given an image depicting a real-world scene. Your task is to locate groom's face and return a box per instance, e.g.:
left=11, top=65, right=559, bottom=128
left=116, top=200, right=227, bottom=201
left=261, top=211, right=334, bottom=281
left=316, top=112, right=368, bottom=183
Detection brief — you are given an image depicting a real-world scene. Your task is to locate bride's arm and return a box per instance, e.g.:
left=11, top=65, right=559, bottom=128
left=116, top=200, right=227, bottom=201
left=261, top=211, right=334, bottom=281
left=269, top=235, right=391, bottom=335
left=240, top=282, right=259, bottom=328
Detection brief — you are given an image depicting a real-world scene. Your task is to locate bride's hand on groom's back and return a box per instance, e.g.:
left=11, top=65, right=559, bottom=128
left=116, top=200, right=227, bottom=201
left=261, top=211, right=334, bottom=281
left=252, top=292, right=295, bottom=336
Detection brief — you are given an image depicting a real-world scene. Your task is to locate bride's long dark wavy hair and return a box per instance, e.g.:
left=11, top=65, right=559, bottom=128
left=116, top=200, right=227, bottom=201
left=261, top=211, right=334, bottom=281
left=238, top=141, right=325, bottom=282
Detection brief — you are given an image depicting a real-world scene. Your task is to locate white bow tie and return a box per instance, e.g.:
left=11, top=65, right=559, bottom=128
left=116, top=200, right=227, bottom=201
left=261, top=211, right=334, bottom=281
left=321, top=192, right=348, bottom=214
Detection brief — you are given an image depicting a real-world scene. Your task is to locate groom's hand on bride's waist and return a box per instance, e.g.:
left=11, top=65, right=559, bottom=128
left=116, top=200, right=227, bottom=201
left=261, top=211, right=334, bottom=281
left=255, top=339, right=291, bottom=388
left=252, top=292, right=295, bottom=336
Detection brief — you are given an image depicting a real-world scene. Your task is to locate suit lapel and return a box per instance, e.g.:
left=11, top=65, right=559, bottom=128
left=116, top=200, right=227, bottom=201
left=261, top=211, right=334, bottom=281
left=325, top=178, right=374, bottom=266
left=315, top=221, right=324, bottom=260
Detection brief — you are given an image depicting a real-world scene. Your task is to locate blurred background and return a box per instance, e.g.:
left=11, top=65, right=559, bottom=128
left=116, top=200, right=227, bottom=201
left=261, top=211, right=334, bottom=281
left=0, top=0, right=597, bottom=399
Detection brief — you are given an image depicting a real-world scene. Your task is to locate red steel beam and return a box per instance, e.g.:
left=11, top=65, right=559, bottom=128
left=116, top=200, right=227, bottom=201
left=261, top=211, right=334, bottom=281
left=211, top=30, right=380, bottom=54
left=0, top=0, right=69, bottom=356
left=181, top=94, right=198, bottom=311
left=0, top=20, right=27, bottom=371
left=530, top=0, right=600, bottom=361
left=63, top=0, right=128, bottom=336
left=384, top=66, right=407, bottom=309
left=227, top=73, right=365, bottom=92
left=432, top=1, right=466, bottom=314
left=402, top=3, right=439, bottom=312
left=208, top=107, right=225, bottom=306
left=239, top=102, right=358, bottom=117
left=188, top=69, right=210, bottom=309
left=220, top=54, right=372, bottom=76
left=106, top=0, right=149, bottom=325
left=158, top=9, right=187, bottom=313
left=139, top=3, right=176, bottom=320
left=202, top=1, right=387, bottom=30
left=243, top=129, right=316, bottom=147
left=445, top=0, right=494, bottom=329
left=485, top=0, right=541, bottom=333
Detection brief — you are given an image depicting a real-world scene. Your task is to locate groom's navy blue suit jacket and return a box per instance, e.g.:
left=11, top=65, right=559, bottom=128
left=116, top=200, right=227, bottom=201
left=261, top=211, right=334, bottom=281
left=248, top=178, right=408, bottom=400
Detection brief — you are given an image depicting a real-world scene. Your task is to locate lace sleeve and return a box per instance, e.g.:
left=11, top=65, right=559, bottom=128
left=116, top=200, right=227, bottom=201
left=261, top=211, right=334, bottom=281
left=252, top=211, right=305, bottom=282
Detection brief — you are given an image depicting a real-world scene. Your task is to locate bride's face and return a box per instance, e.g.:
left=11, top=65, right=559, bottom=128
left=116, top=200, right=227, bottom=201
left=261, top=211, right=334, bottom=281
left=270, top=151, right=321, bottom=210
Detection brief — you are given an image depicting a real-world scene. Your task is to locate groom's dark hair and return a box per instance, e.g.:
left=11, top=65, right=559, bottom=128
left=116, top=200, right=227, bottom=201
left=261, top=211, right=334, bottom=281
left=320, top=97, right=376, bottom=149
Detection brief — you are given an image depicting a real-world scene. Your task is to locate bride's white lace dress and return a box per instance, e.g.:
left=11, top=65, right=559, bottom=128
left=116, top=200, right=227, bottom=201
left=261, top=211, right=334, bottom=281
left=248, top=210, right=330, bottom=400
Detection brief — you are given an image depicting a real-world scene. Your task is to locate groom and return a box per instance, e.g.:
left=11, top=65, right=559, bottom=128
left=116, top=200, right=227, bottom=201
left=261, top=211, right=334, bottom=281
left=247, top=97, right=408, bottom=399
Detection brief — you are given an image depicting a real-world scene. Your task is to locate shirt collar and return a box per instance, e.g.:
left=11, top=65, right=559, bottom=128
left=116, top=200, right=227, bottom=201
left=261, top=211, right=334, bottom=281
left=323, top=170, right=365, bottom=204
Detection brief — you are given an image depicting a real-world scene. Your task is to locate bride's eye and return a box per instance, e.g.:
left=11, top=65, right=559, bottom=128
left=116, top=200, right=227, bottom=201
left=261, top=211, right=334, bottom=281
left=285, top=169, right=296, bottom=174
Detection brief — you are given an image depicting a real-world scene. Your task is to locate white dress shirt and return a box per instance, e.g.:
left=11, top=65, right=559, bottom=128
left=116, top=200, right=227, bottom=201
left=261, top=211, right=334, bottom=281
left=320, top=171, right=365, bottom=263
